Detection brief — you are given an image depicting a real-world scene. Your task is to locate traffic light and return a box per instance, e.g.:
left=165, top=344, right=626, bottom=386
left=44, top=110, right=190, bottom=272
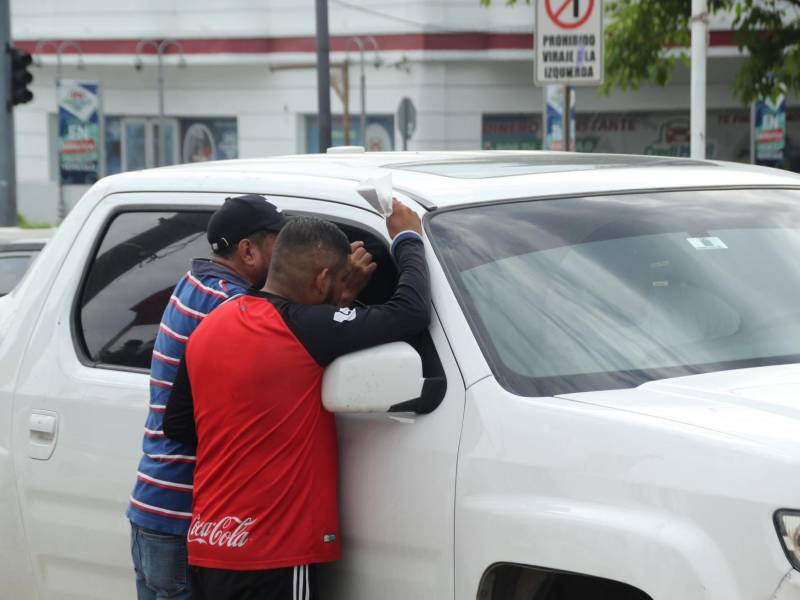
left=9, top=46, right=33, bottom=107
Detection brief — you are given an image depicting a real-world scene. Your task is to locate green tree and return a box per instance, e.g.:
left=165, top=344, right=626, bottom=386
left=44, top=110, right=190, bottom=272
left=480, top=0, right=800, bottom=102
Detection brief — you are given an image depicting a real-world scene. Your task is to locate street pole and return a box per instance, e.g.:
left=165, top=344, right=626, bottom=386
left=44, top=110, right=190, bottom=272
left=749, top=102, right=755, bottom=164
left=36, top=40, right=84, bottom=221
left=0, top=0, right=16, bottom=226
left=35, top=42, right=60, bottom=221
left=340, top=61, right=350, bottom=145
left=564, top=85, right=571, bottom=152
left=157, top=47, right=165, bottom=167
left=690, top=0, right=707, bottom=160
left=135, top=39, right=185, bottom=167
left=315, top=0, right=332, bottom=152
left=358, top=42, right=365, bottom=143
left=156, top=40, right=184, bottom=167
left=347, top=37, right=379, bottom=147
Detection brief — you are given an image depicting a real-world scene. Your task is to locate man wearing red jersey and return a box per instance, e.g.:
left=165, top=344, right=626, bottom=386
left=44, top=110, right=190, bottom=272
left=164, top=201, right=429, bottom=600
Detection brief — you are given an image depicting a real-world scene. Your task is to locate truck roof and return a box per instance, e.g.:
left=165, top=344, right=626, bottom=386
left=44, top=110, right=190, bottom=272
left=99, top=151, right=800, bottom=212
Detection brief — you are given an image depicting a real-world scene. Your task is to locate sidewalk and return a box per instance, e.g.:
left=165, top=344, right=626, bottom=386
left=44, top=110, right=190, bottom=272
left=0, top=227, right=56, bottom=243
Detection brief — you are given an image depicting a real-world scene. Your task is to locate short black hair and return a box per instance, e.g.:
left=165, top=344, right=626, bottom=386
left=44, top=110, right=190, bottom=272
left=271, top=217, right=351, bottom=276
left=212, top=229, right=273, bottom=259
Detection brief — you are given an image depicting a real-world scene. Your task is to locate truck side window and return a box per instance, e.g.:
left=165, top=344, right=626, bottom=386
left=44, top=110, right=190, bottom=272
left=76, top=210, right=212, bottom=370
left=333, top=220, right=447, bottom=391
left=334, top=221, right=398, bottom=306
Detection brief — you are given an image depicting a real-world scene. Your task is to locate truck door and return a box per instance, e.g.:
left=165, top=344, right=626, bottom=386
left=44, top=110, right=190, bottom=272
left=12, top=194, right=217, bottom=599
left=13, top=191, right=466, bottom=600
left=321, top=307, right=465, bottom=600
left=294, top=200, right=467, bottom=600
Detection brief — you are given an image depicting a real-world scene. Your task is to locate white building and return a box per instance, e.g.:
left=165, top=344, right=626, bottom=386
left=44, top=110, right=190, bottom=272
left=11, top=0, right=797, bottom=224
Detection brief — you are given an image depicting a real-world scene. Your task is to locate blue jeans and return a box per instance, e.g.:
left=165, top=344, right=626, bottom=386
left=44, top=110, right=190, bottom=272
left=130, top=522, right=191, bottom=600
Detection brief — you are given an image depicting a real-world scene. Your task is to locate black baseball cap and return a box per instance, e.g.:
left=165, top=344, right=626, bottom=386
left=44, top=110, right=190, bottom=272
left=207, top=194, right=288, bottom=252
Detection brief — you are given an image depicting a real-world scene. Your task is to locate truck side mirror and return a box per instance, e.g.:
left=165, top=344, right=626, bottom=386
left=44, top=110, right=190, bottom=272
left=322, top=342, right=446, bottom=414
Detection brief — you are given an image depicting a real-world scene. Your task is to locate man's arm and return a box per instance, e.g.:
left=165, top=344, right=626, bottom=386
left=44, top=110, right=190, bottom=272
left=278, top=203, right=430, bottom=367
left=163, top=356, right=197, bottom=445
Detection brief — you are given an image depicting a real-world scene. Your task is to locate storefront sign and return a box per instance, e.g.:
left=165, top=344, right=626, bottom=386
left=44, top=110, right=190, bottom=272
left=482, top=115, right=542, bottom=150
left=544, top=85, right=576, bottom=150
left=58, top=80, right=101, bottom=185
left=535, top=0, right=604, bottom=86
left=643, top=118, right=693, bottom=156
left=753, top=96, right=786, bottom=167
left=482, top=110, right=753, bottom=162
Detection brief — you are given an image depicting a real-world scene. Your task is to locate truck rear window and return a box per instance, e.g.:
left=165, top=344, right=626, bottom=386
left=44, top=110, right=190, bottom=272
left=77, top=210, right=211, bottom=370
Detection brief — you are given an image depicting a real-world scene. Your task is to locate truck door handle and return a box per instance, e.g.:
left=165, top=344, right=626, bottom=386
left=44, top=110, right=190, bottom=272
left=28, top=410, right=58, bottom=460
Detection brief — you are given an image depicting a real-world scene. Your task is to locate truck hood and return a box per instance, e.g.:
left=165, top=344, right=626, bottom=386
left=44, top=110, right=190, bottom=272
left=558, top=363, right=800, bottom=456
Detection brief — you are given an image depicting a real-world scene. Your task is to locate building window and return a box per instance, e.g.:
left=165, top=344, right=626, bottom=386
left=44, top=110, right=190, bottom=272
left=104, top=116, right=238, bottom=175
left=181, top=118, right=239, bottom=163
left=305, top=115, right=394, bottom=152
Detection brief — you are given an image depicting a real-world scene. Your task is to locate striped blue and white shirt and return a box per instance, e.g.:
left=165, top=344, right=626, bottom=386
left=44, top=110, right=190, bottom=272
left=127, top=259, right=250, bottom=536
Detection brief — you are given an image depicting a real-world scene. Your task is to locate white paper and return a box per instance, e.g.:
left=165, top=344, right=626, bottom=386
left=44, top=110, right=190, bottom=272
left=357, top=173, right=393, bottom=216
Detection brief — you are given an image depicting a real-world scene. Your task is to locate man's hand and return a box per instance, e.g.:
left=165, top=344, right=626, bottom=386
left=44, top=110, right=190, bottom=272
left=338, top=241, right=378, bottom=307
left=387, top=199, right=422, bottom=239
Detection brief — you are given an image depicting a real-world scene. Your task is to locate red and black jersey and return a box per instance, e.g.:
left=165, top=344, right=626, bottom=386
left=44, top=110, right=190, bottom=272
left=164, top=234, right=429, bottom=571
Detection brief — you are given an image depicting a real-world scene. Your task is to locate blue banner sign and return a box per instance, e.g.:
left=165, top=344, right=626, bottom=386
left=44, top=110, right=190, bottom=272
left=58, top=81, right=101, bottom=185
left=544, top=85, right=576, bottom=151
left=753, top=96, right=786, bottom=167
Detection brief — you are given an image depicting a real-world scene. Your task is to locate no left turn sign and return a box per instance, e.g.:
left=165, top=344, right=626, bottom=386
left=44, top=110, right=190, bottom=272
left=545, top=0, right=595, bottom=29
left=535, top=0, right=604, bottom=86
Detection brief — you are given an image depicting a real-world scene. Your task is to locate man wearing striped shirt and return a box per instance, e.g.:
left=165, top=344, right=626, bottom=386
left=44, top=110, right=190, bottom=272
left=127, top=194, right=376, bottom=600
left=127, top=194, right=289, bottom=600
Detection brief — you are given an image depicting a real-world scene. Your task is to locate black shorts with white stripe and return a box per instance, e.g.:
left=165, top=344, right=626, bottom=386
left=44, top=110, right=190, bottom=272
left=190, top=564, right=317, bottom=600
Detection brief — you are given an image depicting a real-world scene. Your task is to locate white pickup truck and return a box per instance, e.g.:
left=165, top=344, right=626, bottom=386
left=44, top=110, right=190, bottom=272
left=1, top=151, right=799, bottom=600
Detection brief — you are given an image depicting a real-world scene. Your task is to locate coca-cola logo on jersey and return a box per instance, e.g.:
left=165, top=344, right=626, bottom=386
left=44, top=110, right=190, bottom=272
left=188, top=515, right=257, bottom=548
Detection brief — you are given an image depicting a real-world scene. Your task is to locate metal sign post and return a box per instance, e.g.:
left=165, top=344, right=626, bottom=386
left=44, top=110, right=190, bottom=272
left=535, top=0, right=603, bottom=152
left=396, top=97, right=416, bottom=151
left=564, top=85, right=571, bottom=151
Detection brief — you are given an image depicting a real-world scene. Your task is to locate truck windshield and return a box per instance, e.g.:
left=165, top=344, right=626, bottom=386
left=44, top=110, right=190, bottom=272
left=428, top=188, right=800, bottom=396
